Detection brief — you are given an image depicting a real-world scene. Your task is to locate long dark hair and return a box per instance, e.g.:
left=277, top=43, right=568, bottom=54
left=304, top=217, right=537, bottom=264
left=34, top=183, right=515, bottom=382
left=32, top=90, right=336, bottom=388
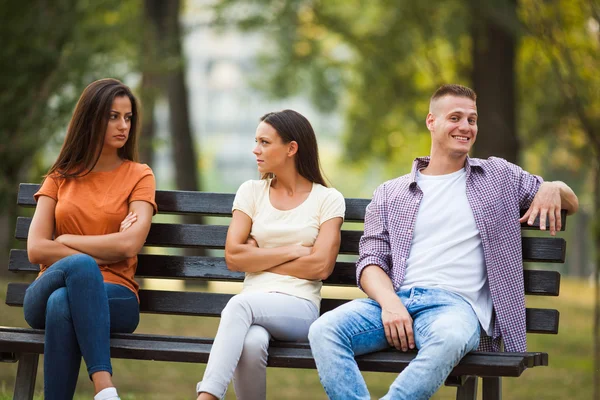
left=46, top=78, right=140, bottom=178
left=260, top=110, right=328, bottom=187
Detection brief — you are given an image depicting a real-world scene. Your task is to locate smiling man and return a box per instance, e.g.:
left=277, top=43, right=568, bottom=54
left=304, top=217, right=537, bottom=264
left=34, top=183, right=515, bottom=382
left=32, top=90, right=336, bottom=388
left=308, top=84, right=579, bottom=400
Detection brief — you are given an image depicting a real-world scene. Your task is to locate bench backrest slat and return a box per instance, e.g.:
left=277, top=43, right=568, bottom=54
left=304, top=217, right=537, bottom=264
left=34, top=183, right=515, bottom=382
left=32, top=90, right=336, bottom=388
left=8, top=249, right=562, bottom=296
left=14, top=217, right=567, bottom=261
left=17, top=183, right=567, bottom=230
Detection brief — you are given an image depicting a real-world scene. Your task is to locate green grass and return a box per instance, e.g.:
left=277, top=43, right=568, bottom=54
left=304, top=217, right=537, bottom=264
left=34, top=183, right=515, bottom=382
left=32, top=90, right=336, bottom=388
left=0, top=277, right=593, bottom=399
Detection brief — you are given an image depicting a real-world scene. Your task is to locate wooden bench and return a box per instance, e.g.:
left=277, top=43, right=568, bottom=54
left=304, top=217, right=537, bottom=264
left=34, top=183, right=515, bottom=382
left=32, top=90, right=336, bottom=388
left=1, top=183, right=568, bottom=400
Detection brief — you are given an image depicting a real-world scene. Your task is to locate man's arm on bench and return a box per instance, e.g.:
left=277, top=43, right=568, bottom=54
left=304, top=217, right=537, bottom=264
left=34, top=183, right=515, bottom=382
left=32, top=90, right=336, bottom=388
left=519, top=181, right=578, bottom=235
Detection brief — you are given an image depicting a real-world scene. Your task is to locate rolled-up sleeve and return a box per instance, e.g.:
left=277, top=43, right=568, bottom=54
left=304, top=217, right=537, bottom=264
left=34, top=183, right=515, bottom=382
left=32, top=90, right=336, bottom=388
left=505, top=161, right=544, bottom=210
left=356, top=184, right=392, bottom=290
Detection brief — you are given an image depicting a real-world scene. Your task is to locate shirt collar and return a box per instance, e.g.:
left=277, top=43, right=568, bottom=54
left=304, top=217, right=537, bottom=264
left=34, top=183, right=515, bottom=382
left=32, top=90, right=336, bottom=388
left=409, top=155, right=482, bottom=185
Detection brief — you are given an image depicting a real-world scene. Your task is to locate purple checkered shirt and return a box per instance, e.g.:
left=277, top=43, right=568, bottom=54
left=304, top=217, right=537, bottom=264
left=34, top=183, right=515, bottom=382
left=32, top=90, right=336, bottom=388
left=356, top=156, right=543, bottom=352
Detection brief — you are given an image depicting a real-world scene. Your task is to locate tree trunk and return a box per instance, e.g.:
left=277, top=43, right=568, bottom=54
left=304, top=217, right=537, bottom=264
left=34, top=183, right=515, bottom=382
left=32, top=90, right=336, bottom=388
left=145, top=0, right=204, bottom=257
left=139, top=75, right=157, bottom=168
left=145, top=0, right=201, bottom=194
left=471, top=0, right=519, bottom=163
left=162, top=1, right=200, bottom=193
left=163, top=1, right=205, bottom=260
left=593, top=157, right=600, bottom=400
left=138, top=11, right=159, bottom=169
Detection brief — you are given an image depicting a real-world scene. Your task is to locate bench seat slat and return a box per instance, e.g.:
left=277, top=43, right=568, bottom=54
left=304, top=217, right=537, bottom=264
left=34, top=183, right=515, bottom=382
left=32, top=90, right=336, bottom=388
left=0, top=327, right=547, bottom=376
left=5, top=283, right=559, bottom=334
left=7, top=250, right=562, bottom=296
left=14, top=218, right=567, bottom=261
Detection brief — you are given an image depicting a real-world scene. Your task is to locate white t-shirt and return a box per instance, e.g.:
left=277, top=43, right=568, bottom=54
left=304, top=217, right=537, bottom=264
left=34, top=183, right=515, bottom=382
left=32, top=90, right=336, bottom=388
left=232, top=179, right=346, bottom=310
left=400, top=168, right=494, bottom=335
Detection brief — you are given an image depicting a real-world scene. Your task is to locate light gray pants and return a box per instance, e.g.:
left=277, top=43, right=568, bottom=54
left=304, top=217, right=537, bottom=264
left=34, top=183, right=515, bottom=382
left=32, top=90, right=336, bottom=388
left=197, top=292, right=319, bottom=400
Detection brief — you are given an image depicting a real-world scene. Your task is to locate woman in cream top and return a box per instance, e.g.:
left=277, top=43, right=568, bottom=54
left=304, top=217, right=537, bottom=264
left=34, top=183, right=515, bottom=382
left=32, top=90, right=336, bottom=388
left=233, top=177, right=344, bottom=310
left=196, top=110, right=345, bottom=400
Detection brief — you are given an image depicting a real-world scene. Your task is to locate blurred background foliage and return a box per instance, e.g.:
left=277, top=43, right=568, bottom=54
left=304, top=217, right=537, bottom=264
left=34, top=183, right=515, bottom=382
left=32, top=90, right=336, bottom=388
left=0, top=0, right=598, bottom=398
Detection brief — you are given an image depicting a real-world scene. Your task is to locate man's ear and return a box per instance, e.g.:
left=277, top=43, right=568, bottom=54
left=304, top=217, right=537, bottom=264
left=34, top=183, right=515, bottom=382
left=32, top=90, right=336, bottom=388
left=288, top=141, right=298, bottom=157
left=426, top=113, right=435, bottom=131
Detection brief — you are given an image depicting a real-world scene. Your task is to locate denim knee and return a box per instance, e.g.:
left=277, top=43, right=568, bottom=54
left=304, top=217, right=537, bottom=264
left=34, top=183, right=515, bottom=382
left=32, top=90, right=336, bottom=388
left=46, top=288, right=72, bottom=324
left=67, top=254, right=99, bottom=273
left=308, top=315, right=333, bottom=349
left=24, top=294, right=46, bottom=329
left=429, top=326, right=479, bottom=362
left=65, top=254, right=102, bottom=281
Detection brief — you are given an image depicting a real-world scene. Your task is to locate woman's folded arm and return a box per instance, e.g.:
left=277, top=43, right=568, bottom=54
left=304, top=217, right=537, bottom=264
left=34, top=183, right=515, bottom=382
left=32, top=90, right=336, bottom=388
left=266, top=217, right=343, bottom=281
left=225, top=210, right=311, bottom=272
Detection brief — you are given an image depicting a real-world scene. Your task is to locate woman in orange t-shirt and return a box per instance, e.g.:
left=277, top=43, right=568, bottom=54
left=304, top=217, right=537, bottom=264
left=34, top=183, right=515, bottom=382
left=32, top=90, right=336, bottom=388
left=24, top=78, right=157, bottom=400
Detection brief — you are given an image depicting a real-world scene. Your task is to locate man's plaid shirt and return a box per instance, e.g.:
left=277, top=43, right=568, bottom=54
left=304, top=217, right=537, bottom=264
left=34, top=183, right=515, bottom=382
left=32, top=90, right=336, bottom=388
left=356, top=156, right=543, bottom=352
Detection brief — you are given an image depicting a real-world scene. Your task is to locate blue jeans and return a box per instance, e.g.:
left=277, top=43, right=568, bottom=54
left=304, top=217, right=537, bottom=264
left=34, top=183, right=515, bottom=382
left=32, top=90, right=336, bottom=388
left=308, top=287, right=481, bottom=400
left=23, top=254, right=139, bottom=400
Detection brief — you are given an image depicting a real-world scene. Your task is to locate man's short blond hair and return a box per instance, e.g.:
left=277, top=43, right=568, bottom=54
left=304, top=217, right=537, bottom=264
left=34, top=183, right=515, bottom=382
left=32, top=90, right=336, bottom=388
left=431, top=84, right=477, bottom=102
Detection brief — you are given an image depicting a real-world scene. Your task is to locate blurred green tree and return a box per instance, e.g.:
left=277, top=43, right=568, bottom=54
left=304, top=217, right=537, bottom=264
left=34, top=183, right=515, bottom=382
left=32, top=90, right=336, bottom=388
left=518, top=0, right=600, bottom=395
left=212, top=0, right=521, bottom=166
left=0, top=0, right=141, bottom=261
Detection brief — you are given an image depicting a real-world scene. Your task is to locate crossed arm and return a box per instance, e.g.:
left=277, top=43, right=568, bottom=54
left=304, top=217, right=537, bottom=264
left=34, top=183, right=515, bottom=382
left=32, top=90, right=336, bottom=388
left=224, top=210, right=343, bottom=281
left=27, top=196, right=153, bottom=266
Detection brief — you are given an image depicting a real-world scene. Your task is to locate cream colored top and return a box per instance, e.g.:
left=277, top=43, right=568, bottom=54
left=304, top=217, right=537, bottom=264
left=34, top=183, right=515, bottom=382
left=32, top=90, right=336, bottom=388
left=232, top=179, right=346, bottom=310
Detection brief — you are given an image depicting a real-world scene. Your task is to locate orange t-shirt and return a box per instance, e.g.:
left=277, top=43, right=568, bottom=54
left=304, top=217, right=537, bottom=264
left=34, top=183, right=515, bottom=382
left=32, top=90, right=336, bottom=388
left=33, top=160, right=158, bottom=298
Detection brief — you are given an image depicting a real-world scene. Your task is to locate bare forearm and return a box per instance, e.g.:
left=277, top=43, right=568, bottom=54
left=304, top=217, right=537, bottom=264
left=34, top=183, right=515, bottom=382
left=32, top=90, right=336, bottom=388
left=267, top=254, right=332, bottom=281
left=58, top=233, right=134, bottom=261
left=225, top=244, right=303, bottom=272
left=28, top=239, right=80, bottom=266
left=360, top=265, right=400, bottom=308
left=28, top=239, right=116, bottom=266
left=554, top=181, right=579, bottom=215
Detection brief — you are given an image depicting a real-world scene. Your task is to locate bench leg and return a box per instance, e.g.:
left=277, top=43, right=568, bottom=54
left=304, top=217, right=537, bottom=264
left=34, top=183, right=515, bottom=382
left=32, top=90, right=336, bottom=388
left=0, top=352, right=18, bottom=363
left=456, top=376, right=478, bottom=400
left=13, top=353, right=39, bottom=400
left=482, top=377, right=502, bottom=400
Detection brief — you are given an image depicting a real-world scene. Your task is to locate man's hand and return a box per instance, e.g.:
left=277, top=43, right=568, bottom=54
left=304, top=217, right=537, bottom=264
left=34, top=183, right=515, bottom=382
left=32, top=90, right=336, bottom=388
left=519, top=182, right=562, bottom=236
left=381, top=297, right=415, bottom=352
